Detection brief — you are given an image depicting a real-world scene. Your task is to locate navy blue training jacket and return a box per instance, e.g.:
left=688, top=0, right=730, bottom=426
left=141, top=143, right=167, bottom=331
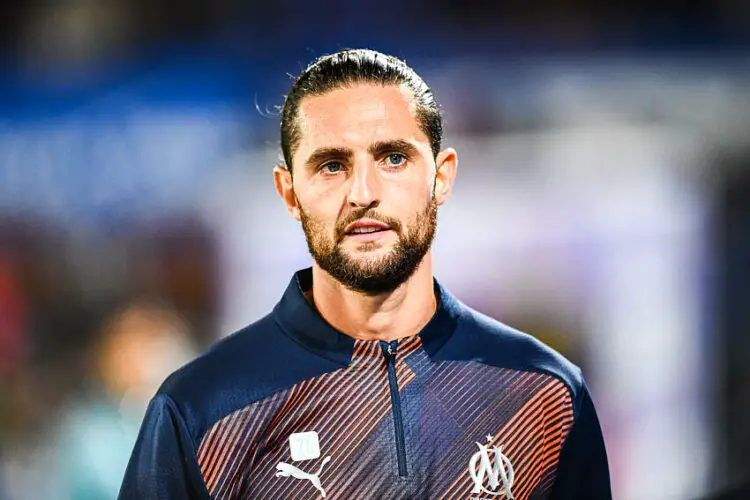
left=119, top=268, right=611, bottom=499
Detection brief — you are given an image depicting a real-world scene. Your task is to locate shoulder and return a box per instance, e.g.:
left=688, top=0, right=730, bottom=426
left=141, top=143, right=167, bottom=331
left=439, top=302, right=585, bottom=400
left=154, top=313, right=340, bottom=441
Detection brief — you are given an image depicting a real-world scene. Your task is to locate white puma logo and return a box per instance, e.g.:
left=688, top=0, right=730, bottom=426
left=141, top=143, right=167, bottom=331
left=275, top=456, right=332, bottom=498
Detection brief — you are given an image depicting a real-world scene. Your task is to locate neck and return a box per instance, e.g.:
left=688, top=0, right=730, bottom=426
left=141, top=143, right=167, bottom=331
left=310, top=254, right=437, bottom=343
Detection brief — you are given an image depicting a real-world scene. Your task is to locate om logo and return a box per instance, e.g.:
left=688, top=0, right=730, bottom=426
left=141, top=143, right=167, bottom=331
left=468, top=436, right=515, bottom=499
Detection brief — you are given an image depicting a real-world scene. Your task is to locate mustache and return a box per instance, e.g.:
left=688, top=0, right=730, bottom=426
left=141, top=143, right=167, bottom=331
left=335, top=209, right=402, bottom=242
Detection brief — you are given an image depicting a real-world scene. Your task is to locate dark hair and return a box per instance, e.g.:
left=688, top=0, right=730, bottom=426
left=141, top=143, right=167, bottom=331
left=280, top=49, right=443, bottom=172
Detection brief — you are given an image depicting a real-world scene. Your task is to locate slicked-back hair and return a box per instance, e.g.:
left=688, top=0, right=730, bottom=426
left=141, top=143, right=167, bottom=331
left=280, top=49, right=443, bottom=173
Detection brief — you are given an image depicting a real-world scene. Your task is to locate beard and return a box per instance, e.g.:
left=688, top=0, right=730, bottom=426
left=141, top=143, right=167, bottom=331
left=298, top=196, right=438, bottom=295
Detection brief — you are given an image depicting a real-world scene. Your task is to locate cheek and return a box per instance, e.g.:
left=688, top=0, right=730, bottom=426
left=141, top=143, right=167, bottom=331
left=298, top=175, right=346, bottom=209
left=299, top=194, right=339, bottom=230
left=394, top=176, right=433, bottom=208
left=404, top=162, right=436, bottom=196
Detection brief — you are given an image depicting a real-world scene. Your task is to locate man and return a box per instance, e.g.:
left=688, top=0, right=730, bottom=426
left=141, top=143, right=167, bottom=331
left=119, top=49, right=611, bottom=499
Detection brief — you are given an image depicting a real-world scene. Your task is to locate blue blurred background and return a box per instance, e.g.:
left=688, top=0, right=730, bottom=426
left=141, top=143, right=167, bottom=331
left=1, top=1, right=749, bottom=499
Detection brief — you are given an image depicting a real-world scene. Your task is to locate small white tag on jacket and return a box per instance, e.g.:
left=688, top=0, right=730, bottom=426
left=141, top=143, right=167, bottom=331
left=289, top=431, right=321, bottom=461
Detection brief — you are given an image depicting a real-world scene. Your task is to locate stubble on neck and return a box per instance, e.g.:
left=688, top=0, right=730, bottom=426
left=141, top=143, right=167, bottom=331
left=308, top=253, right=437, bottom=342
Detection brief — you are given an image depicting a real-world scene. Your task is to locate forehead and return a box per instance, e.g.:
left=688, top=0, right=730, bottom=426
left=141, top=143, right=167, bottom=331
left=295, top=83, right=428, bottom=155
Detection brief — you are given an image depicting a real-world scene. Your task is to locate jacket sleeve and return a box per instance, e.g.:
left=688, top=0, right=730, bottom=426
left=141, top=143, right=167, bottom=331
left=119, top=393, right=210, bottom=500
left=549, top=382, right=612, bottom=500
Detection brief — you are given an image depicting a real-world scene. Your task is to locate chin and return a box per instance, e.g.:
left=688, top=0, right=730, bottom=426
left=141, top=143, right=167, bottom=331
left=348, top=248, right=396, bottom=265
left=346, top=244, right=395, bottom=259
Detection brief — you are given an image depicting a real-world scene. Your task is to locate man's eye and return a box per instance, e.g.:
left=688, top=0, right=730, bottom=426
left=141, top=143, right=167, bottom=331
left=321, top=162, right=344, bottom=174
left=385, top=153, right=407, bottom=167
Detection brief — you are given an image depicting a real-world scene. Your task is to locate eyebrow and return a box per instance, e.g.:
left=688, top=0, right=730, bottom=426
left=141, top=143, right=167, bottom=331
left=367, top=139, right=420, bottom=159
left=304, top=147, right=354, bottom=170
left=303, top=140, right=421, bottom=170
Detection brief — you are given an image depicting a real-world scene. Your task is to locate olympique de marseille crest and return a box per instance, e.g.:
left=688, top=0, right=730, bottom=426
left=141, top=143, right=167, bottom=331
left=468, top=437, right=515, bottom=499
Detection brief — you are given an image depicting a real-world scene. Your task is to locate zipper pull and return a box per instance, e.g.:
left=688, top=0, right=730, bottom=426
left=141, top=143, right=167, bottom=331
left=380, top=340, right=398, bottom=361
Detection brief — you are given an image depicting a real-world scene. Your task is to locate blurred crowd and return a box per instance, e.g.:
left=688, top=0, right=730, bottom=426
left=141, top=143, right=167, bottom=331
left=0, top=216, right=213, bottom=498
left=1, top=1, right=750, bottom=499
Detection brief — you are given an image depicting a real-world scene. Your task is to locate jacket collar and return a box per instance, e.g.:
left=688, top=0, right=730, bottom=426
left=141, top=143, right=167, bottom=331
left=272, top=268, right=463, bottom=366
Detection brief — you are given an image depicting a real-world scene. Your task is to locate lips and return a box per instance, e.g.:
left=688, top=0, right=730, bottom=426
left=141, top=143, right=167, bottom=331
left=348, top=226, right=388, bottom=234
left=343, top=218, right=393, bottom=243
left=343, top=219, right=391, bottom=237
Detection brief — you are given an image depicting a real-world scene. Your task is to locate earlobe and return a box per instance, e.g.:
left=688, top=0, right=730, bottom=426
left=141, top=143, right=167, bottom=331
left=434, top=148, right=458, bottom=205
left=273, top=165, right=301, bottom=220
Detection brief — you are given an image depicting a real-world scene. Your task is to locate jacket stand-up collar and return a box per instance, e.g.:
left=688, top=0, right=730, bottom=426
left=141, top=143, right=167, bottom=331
left=272, top=268, right=463, bottom=366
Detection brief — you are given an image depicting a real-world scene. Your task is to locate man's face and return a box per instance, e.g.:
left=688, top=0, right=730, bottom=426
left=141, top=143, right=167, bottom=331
left=286, top=84, right=442, bottom=294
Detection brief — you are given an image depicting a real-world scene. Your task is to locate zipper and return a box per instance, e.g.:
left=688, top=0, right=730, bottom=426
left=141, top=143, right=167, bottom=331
left=380, top=340, right=408, bottom=477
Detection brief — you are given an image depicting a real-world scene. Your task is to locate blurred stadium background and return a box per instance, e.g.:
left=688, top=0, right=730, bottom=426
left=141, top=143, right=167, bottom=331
left=1, top=1, right=749, bottom=499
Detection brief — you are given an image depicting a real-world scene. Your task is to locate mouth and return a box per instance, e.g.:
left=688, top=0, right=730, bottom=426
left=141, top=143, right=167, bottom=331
left=343, top=219, right=392, bottom=241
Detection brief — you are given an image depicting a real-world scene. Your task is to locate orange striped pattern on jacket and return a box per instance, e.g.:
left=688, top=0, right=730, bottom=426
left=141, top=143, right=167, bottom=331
left=196, top=335, right=574, bottom=499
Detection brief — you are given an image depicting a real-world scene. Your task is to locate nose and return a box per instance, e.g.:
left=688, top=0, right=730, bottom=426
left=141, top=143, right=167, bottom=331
left=346, top=159, right=381, bottom=209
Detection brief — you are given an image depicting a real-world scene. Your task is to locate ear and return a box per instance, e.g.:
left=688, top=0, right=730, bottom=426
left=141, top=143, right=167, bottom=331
left=433, top=148, right=458, bottom=206
left=273, top=165, right=301, bottom=221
